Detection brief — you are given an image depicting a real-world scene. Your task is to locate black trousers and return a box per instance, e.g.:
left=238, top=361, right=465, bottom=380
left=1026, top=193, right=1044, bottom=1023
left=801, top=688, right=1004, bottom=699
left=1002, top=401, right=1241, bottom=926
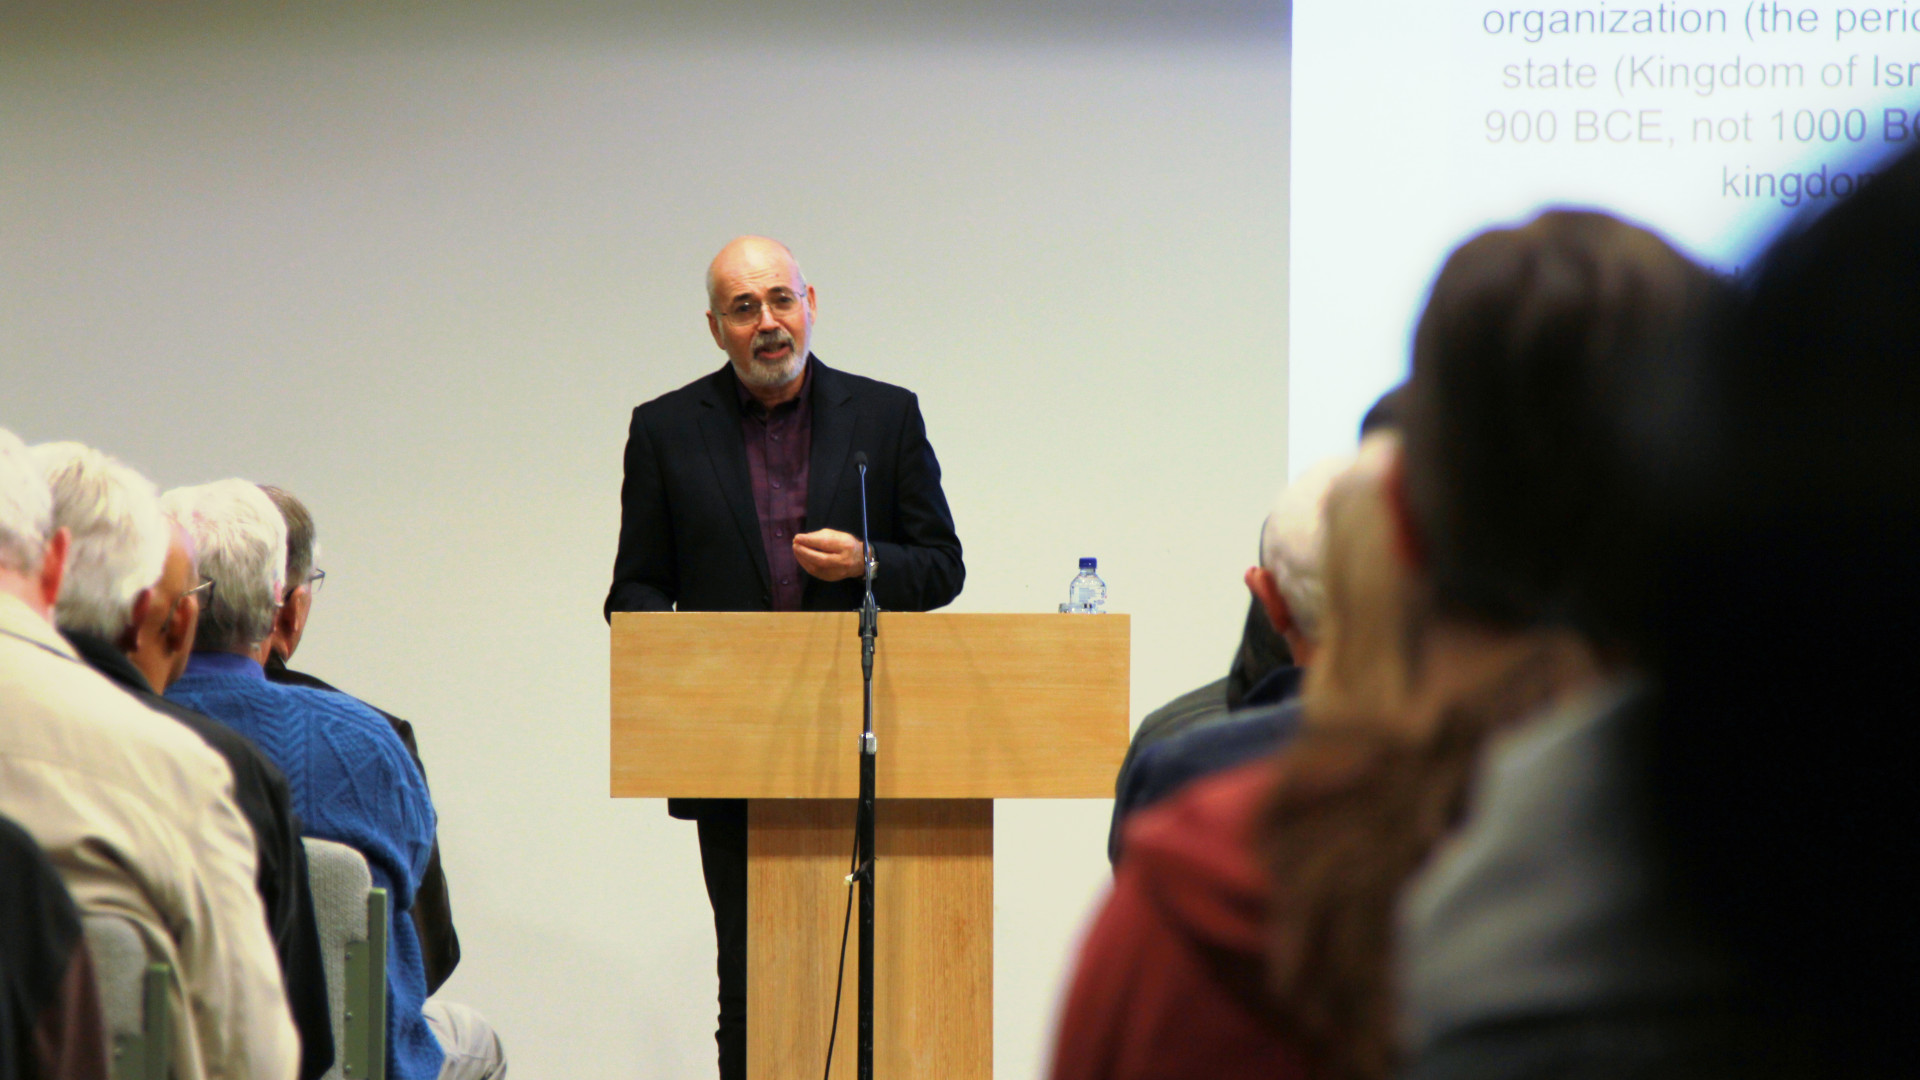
left=696, top=802, right=748, bottom=1080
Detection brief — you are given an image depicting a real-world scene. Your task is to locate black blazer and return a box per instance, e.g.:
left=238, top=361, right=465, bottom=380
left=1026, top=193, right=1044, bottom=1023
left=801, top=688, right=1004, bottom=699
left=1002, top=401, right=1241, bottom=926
left=605, top=356, right=964, bottom=618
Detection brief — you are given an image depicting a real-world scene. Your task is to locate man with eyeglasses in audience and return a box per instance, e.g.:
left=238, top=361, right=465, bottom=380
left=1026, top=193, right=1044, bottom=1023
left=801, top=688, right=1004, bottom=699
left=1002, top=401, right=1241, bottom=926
left=605, top=235, right=965, bottom=1080
left=34, top=443, right=335, bottom=1080
left=162, top=479, right=506, bottom=1080
left=259, top=484, right=464, bottom=997
left=0, top=428, right=298, bottom=1080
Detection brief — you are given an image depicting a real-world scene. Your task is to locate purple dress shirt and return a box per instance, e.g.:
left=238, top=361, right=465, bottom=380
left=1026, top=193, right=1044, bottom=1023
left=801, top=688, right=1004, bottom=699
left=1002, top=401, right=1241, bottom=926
left=736, top=361, right=813, bottom=612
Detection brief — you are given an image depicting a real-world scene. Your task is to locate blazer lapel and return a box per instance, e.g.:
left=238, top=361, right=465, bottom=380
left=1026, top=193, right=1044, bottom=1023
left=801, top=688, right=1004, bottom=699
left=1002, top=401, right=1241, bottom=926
left=805, top=358, right=857, bottom=532
left=694, top=370, right=774, bottom=595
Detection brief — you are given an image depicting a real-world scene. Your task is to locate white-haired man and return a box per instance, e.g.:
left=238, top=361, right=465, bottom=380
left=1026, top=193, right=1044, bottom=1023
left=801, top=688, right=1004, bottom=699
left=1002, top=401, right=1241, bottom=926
left=161, top=480, right=505, bottom=1080
left=1108, top=454, right=1354, bottom=860
left=35, top=443, right=336, bottom=1080
left=0, top=429, right=298, bottom=1080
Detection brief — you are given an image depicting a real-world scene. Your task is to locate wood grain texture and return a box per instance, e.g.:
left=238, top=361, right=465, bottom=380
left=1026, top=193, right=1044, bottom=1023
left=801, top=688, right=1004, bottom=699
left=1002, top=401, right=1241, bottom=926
left=747, top=799, right=992, bottom=1080
left=610, top=612, right=1128, bottom=798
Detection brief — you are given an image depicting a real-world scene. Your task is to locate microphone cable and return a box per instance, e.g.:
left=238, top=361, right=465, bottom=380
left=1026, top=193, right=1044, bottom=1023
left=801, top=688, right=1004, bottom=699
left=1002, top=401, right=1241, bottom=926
left=822, top=828, right=860, bottom=1080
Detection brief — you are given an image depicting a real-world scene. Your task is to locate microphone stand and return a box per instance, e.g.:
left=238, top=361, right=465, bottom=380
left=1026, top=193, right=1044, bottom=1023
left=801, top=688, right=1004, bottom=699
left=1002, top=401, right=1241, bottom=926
left=855, top=456, right=878, bottom=1080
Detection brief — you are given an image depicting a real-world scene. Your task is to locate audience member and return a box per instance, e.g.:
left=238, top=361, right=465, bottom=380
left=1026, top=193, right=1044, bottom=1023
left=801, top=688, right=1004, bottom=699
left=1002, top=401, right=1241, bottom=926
left=1054, top=209, right=1727, bottom=1080
left=1390, top=211, right=1755, bottom=1079
left=1107, top=600, right=1289, bottom=863
left=1054, top=440, right=1423, bottom=1080
left=0, top=429, right=298, bottom=1080
left=1106, top=382, right=1406, bottom=866
left=33, top=443, right=335, bottom=1080
left=1109, top=454, right=1353, bottom=858
left=161, top=480, right=505, bottom=1080
left=0, top=812, right=107, bottom=1080
left=1641, top=143, right=1920, bottom=1079
left=258, top=484, right=462, bottom=994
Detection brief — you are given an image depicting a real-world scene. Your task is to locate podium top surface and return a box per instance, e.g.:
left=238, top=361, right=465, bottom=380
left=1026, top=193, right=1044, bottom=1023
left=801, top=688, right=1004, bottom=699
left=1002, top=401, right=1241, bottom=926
left=610, top=611, right=1129, bottom=799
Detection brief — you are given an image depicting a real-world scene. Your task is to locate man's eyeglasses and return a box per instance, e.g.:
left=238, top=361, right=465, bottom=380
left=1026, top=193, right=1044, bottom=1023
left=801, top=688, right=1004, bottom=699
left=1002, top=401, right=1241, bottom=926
left=162, top=578, right=214, bottom=635
left=716, top=291, right=805, bottom=327
left=182, top=578, right=215, bottom=610
left=285, top=567, right=326, bottom=601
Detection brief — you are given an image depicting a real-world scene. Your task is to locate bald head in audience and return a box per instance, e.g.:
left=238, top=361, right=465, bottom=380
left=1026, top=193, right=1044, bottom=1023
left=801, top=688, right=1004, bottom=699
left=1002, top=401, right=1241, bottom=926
left=1245, top=454, right=1351, bottom=670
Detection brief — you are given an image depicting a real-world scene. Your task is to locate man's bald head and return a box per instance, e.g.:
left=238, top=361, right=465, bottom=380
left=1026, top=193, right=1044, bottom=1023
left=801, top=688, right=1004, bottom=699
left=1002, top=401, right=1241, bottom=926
left=706, top=235, right=804, bottom=309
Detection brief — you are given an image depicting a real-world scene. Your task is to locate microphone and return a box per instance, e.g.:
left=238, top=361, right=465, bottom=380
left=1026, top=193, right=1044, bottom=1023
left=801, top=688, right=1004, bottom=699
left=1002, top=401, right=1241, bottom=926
left=853, top=451, right=878, bottom=718
left=853, top=452, right=875, bottom=587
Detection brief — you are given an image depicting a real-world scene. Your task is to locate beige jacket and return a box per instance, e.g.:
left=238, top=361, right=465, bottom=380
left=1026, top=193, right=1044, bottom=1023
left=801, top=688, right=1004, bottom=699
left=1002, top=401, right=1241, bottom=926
left=0, top=593, right=298, bottom=1080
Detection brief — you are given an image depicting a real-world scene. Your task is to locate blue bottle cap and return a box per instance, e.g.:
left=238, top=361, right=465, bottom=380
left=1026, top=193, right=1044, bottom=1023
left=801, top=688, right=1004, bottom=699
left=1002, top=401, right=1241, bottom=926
left=1079, top=557, right=1097, bottom=570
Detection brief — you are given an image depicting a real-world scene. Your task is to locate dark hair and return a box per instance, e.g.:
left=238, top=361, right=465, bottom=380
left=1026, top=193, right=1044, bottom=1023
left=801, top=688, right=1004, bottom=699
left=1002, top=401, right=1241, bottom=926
left=259, top=484, right=314, bottom=590
left=1646, top=144, right=1920, bottom=1077
left=1400, top=210, right=1720, bottom=653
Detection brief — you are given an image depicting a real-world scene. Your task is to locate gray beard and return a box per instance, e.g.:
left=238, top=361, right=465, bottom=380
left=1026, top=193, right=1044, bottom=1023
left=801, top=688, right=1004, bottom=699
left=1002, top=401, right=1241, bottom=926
left=734, top=350, right=805, bottom=390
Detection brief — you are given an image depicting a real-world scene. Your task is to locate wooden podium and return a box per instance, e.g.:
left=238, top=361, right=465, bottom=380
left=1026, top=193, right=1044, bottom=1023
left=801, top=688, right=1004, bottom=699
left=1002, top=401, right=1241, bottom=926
left=610, top=612, right=1129, bottom=1079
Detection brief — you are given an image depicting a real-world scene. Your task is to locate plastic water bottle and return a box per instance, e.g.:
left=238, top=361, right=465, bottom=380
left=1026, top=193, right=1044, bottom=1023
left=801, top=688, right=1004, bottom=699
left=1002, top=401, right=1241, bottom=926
left=1060, top=557, right=1107, bottom=614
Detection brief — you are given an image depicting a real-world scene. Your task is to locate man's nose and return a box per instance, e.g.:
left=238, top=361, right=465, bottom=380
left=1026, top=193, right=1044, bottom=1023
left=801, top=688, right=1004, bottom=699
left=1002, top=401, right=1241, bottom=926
left=756, top=303, right=780, bottom=331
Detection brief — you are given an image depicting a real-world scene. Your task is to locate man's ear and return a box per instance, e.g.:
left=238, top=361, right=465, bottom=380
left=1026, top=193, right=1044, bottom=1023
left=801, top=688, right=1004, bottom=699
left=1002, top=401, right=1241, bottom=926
left=164, top=592, right=197, bottom=657
left=119, top=588, right=154, bottom=652
left=707, top=310, right=725, bottom=349
left=268, top=592, right=298, bottom=651
left=1245, top=566, right=1294, bottom=637
left=36, top=528, right=69, bottom=613
left=1382, top=442, right=1427, bottom=574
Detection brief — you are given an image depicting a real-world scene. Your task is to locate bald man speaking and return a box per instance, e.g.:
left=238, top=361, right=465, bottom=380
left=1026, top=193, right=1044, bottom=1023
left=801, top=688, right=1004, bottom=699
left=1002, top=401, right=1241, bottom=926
left=605, top=236, right=964, bottom=1079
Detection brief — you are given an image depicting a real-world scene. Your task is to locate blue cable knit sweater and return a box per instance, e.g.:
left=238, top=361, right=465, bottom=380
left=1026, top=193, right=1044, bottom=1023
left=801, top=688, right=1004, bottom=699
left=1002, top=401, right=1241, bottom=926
left=169, top=652, right=443, bottom=1080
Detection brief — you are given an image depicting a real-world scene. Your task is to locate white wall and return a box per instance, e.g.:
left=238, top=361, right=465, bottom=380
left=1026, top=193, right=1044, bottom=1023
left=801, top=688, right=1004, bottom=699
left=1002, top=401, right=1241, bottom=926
left=0, top=4, right=1289, bottom=1076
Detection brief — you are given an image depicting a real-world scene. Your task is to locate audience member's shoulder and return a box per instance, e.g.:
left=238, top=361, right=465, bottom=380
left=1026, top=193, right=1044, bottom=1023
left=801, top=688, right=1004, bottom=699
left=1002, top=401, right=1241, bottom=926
left=1124, top=759, right=1279, bottom=880
left=0, top=630, right=233, bottom=805
left=1117, top=759, right=1278, bottom=953
left=278, top=682, right=421, bottom=769
left=279, top=679, right=399, bottom=730
left=1162, top=700, right=1304, bottom=767
left=1134, top=676, right=1232, bottom=748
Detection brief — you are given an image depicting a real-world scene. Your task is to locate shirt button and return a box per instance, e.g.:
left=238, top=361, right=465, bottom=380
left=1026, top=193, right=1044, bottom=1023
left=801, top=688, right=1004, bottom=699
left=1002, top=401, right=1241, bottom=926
left=775, top=529, right=784, bottom=537
left=781, top=578, right=791, bottom=586
left=771, top=481, right=781, bottom=489
left=771, top=434, right=780, bottom=442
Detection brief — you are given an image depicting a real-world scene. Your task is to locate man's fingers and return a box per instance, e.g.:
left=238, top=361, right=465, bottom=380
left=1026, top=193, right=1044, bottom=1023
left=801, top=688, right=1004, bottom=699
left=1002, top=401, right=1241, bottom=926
left=795, top=528, right=857, bottom=553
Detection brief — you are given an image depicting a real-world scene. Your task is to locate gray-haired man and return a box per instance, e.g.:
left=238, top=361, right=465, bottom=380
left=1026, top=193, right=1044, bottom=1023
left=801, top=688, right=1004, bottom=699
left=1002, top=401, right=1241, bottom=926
left=0, top=429, right=298, bottom=1080
left=34, top=442, right=336, bottom=1080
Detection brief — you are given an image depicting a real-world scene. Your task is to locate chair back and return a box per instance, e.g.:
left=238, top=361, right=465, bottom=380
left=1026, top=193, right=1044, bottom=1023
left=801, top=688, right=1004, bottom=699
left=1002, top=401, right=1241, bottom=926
left=303, top=836, right=390, bottom=1080
left=81, top=913, right=169, bottom=1080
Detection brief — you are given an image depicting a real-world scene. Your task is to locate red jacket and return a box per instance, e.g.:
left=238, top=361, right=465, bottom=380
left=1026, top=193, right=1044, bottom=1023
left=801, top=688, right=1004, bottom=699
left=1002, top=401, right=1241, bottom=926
left=1051, top=760, right=1308, bottom=1080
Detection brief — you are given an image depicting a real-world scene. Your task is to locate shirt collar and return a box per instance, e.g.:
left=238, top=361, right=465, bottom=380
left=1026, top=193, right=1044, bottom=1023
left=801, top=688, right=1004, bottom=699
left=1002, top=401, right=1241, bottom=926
left=0, top=592, right=80, bottom=663
left=61, top=628, right=156, bottom=694
left=183, top=650, right=268, bottom=682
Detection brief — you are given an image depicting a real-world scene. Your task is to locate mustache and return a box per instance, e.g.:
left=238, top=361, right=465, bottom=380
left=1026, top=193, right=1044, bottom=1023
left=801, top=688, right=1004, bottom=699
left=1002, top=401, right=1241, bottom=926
left=752, top=329, right=794, bottom=353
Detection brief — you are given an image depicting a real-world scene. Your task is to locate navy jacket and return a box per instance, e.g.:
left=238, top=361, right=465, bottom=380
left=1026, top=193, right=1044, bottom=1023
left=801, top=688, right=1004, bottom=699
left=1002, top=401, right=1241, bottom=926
left=1109, top=665, right=1304, bottom=865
